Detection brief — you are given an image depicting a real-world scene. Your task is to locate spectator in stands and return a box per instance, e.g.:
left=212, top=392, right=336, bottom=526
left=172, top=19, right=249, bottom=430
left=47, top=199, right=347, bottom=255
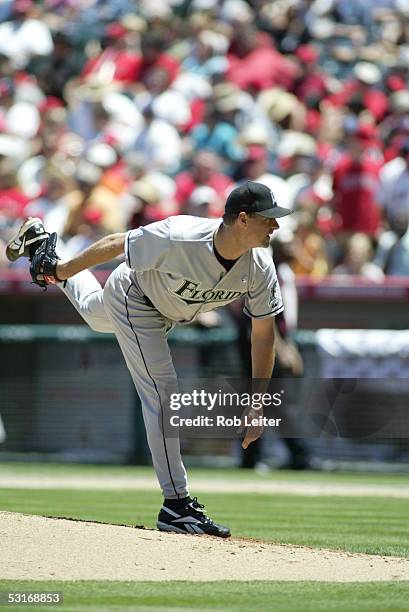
left=189, top=99, right=244, bottom=171
left=138, top=32, right=179, bottom=88
left=227, top=25, right=298, bottom=91
left=63, top=207, right=108, bottom=259
left=141, top=67, right=192, bottom=130
left=380, top=90, right=409, bottom=159
left=181, top=29, right=229, bottom=78
left=327, top=61, right=389, bottom=123
left=62, top=161, right=103, bottom=237
left=123, top=156, right=177, bottom=231
left=0, top=167, right=31, bottom=223
left=373, top=140, right=409, bottom=276
left=0, top=0, right=408, bottom=282
left=293, top=45, right=330, bottom=106
left=129, top=104, right=182, bottom=174
left=175, top=150, right=233, bottom=216
left=332, top=123, right=383, bottom=240
left=383, top=218, right=409, bottom=276
left=81, top=22, right=141, bottom=85
left=377, top=140, right=409, bottom=230
left=234, top=145, right=270, bottom=183
left=291, top=155, right=333, bottom=214
left=29, top=32, right=83, bottom=101
left=24, top=169, right=73, bottom=236
left=333, top=233, right=384, bottom=280
left=184, top=185, right=220, bottom=218
left=0, top=0, right=53, bottom=69
left=291, top=209, right=331, bottom=277
left=375, top=210, right=409, bottom=277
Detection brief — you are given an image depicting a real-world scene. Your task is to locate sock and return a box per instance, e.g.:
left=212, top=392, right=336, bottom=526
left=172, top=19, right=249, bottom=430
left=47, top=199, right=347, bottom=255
left=164, top=496, right=191, bottom=510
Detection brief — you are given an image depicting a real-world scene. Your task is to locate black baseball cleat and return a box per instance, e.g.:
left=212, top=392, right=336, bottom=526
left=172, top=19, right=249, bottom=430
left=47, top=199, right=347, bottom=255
left=5, top=217, right=49, bottom=262
left=157, top=497, right=231, bottom=538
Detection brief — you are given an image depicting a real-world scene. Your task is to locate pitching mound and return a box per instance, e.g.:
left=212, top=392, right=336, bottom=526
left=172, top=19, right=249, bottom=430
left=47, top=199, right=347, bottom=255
left=1, top=511, right=408, bottom=582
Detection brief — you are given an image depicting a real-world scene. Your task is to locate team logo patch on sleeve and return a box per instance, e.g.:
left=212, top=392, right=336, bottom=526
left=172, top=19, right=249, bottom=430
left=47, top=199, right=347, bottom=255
left=269, top=280, right=281, bottom=309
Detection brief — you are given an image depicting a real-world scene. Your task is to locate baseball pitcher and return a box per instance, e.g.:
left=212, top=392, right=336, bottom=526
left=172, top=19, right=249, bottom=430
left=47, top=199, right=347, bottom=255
left=6, top=181, right=292, bottom=537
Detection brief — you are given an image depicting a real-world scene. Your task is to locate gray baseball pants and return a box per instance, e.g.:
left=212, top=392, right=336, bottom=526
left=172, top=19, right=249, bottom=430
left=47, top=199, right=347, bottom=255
left=60, top=263, right=188, bottom=499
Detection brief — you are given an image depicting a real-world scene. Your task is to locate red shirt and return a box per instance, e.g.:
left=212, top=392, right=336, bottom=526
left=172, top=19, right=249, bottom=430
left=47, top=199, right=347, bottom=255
left=139, top=53, right=179, bottom=86
left=82, top=50, right=142, bottom=83
left=294, top=72, right=328, bottom=102
left=227, top=47, right=298, bottom=91
left=0, top=188, right=31, bottom=219
left=333, top=154, right=382, bottom=236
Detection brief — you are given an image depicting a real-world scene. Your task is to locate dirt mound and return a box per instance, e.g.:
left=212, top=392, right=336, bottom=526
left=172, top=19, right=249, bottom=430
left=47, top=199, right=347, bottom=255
left=1, top=511, right=408, bottom=582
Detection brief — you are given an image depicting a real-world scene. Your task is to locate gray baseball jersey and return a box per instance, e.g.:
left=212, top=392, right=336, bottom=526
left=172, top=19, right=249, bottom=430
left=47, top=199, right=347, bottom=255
left=125, top=216, right=284, bottom=323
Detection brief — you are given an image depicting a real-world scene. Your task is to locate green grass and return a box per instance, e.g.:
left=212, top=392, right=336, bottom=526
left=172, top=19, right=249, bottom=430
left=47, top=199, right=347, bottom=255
left=1, top=461, right=409, bottom=485
left=1, top=464, right=409, bottom=611
left=1, top=486, right=408, bottom=557
left=0, top=581, right=409, bottom=612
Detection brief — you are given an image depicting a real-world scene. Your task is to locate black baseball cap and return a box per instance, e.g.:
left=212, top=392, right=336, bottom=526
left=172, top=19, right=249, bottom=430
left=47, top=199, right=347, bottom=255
left=225, top=181, right=292, bottom=219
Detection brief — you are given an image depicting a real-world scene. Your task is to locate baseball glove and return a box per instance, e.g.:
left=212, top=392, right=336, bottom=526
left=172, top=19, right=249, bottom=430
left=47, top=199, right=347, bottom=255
left=29, top=232, right=62, bottom=290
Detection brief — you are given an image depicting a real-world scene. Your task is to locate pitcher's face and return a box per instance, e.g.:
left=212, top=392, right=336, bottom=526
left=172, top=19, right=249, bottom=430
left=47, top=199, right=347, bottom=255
left=244, top=214, right=280, bottom=248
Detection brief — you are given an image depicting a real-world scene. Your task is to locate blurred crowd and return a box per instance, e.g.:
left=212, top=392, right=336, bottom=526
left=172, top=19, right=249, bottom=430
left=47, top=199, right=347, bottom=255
left=0, top=0, right=409, bottom=277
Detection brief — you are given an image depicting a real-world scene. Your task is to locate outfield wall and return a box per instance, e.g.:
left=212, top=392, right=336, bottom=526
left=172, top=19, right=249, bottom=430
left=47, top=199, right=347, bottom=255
left=0, top=272, right=408, bottom=467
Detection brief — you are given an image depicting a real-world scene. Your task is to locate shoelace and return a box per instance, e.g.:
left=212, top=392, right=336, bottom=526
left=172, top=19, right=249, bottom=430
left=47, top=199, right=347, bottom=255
left=188, top=497, right=214, bottom=524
